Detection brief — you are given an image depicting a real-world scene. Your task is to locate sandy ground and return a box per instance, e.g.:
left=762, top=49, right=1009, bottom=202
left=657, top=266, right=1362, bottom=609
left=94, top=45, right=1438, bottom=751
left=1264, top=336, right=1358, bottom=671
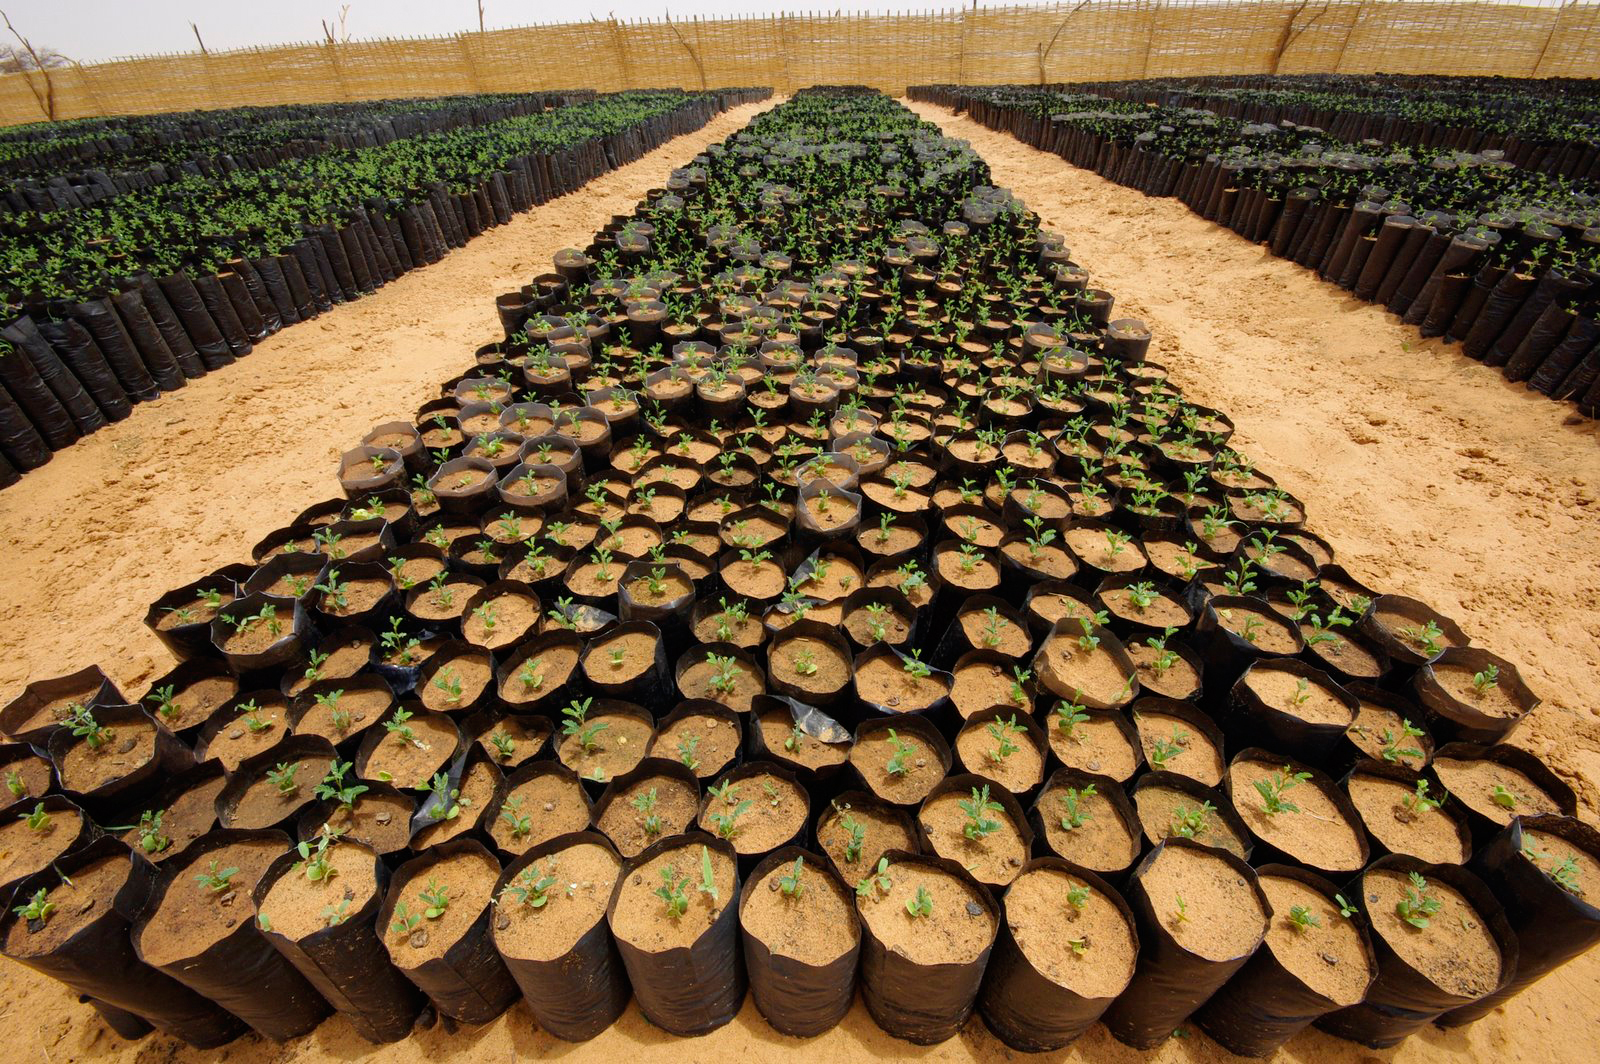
left=3, top=94, right=1600, bottom=1063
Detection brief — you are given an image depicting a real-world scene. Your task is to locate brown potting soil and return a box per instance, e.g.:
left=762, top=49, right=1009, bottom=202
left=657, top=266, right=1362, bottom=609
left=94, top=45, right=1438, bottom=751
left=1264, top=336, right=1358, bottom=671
left=384, top=848, right=501, bottom=967
left=654, top=711, right=742, bottom=776
left=119, top=773, right=225, bottom=862
left=951, top=718, right=1039, bottom=794
left=154, top=675, right=238, bottom=732
left=493, top=840, right=620, bottom=961
left=1433, top=756, right=1566, bottom=826
left=856, top=858, right=993, bottom=966
left=153, top=591, right=232, bottom=632
left=698, top=772, right=807, bottom=856
left=1, top=754, right=53, bottom=804
left=853, top=654, right=949, bottom=713
left=742, top=856, right=858, bottom=967
left=1037, top=778, right=1141, bottom=873
left=1138, top=843, right=1266, bottom=962
left=815, top=799, right=916, bottom=882
left=463, top=590, right=540, bottom=651
left=598, top=775, right=700, bottom=858
left=1362, top=866, right=1500, bottom=998
left=474, top=715, right=551, bottom=769
left=677, top=657, right=763, bottom=713
left=849, top=728, right=944, bottom=806
left=1006, top=865, right=1136, bottom=998
left=313, top=790, right=414, bottom=855
left=411, top=758, right=499, bottom=849
left=1345, top=699, right=1429, bottom=771
left=917, top=788, right=1028, bottom=887
left=498, top=643, right=579, bottom=704
left=136, top=836, right=285, bottom=968
left=556, top=710, right=652, bottom=784
left=362, top=715, right=456, bottom=789
left=257, top=842, right=380, bottom=941
left=4, top=853, right=127, bottom=955
left=1227, top=759, right=1365, bottom=872
left=59, top=721, right=157, bottom=792
left=1241, top=666, right=1354, bottom=727
left=752, top=710, right=851, bottom=768
left=1257, top=873, right=1373, bottom=1006
left=1345, top=772, right=1469, bottom=864
left=1431, top=663, right=1528, bottom=719
left=295, top=685, right=392, bottom=744
left=1133, top=785, right=1249, bottom=858
left=489, top=771, right=590, bottom=855
left=766, top=636, right=851, bottom=699
left=957, top=609, right=1031, bottom=658
left=582, top=631, right=659, bottom=688
left=951, top=661, right=1031, bottom=720
left=1133, top=711, right=1222, bottom=786
left=226, top=755, right=334, bottom=830
left=202, top=701, right=289, bottom=770
left=1212, top=604, right=1299, bottom=655
left=0, top=807, right=82, bottom=887
left=419, top=652, right=493, bottom=713
left=1047, top=712, right=1140, bottom=781
left=610, top=843, right=737, bottom=952
left=1520, top=829, right=1595, bottom=899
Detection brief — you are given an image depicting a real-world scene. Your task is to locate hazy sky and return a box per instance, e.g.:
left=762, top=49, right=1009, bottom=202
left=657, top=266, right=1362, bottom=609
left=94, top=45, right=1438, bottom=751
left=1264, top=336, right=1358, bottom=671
left=4, top=1, right=987, bottom=62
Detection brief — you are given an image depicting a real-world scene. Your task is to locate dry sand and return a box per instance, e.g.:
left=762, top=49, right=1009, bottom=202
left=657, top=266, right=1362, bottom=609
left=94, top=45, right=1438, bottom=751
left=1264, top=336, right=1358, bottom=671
left=3, top=95, right=1600, bottom=1064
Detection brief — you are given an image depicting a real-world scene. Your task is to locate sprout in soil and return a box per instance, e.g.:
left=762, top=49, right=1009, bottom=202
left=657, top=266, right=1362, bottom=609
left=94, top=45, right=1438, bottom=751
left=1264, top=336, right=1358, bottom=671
left=417, top=878, right=451, bottom=919
left=1173, top=895, right=1189, bottom=925
left=960, top=785, right=1004, bottom=841
left=903, top=649, right=932, bottom=680
left=885, top=729, right=916, bottom=777
left=761, top=780, right=782, bottom=807
left=432, top=668, right=464, bottom=706
left=1380, top=719, right=1427, bottom=763
left=1399, top=620, right=1445, bottom=658
left=562, top=698, right=608, bottom=753
left=1170, top=800, right=1215, bottom=840
left=424, top=773, right=463, bottom=820
left=705, top=654, right=740, bottom=697
left=4, top=770, right=25, bottom=800
left=856, top=856, right=893, bottom=899
left=65, top=703, right=113, bottom=751
left=979, top=606, right=1008, bottom=648
left=1289, top=678, right=1312, bottom=710
left=708, top=792, right=752, bottom=840
left=697, top=846, right=720, bottom=904
left=147, top=684, right=180, bottom=722
left=1255, top=765, right=1312, bottom=816
left=314, top=569, right=349, bottom=611
left=1125, top=582, right=1159, bottom=612
left=488, top=730, right=517, bottom=761
left=24, top=802, right=52, bottom=833
left=138, top=809, right=170, bottom=854
left=1055, top=695, right=1090, bottom=741
left=1147, top=726, right=1190, bottom=770
left=904, top=884, right=934, bottom=919
left=390, top=903, right=421, bottom=935
left=1472, top=664, right=1500, bottom=696
left=297, top=831, right=338, bottom=883
left=303, top=649, right=331, bottom=684
left=13, top=888, right=53, bottom=925
left=790, top=648, right=819, bottom=677
left=1075, top=617, right=1102, bottom=653
left=1060, top=784, right=1097, bottom=831
left=841, top=812, right=867, bottom=864
left=1492, top=783, right=1522, bottom=809
left=267, top=761, right=301, bottom=795
left=380, top=617, right=422, bottom=665
left=322, top=898, right=352, bottom=927
left=1335, top=893, right=1359, bottom=918
left=713, top=599, right=748, bottom=642
left=677, top=734, right=702, bottom=771
left=1395, top=871, right=1442, bottom=929
left=516, top=656, right=546, bottom=693
left=384, top=706, right=418, bottom=746
left=778, top=856, right=805, bottom=898
left=632, top=787, right=662, bottom=837
left=500, top=796, right=532, bottom=839
left=427, top=572, right=456, bottom=611
left=194, top=860, right=239, bottom=894
left=502, top=864, right=559, bottom=909
left=1067, top=882, right=1091, bottom=914
left=1288, top=905, right=1322, bottom=933
left=1401, top=779, right=1443, bottom=818
left=315, top=761, right=368, bottom=808
left=472, top=602, right=499, bottom=634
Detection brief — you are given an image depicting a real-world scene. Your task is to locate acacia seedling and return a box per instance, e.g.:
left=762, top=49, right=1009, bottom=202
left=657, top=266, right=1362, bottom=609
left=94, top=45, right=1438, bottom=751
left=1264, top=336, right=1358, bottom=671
left=632, top=787, right=662, bottom=836
left=1472, top=664, right=1500, bottom=695
left=418, top=878, right=450, bottom=918
left=1288, top=905, right=1321, bottom=932
left=1395, top=871, right=1442, bottom=929
left=1059, top=783, right=1097, bottom=831
left=986, top=715, right=1022, bottom=763
left=194, top=860, right=239, bottom=894
left=315, top=760, right=368, bottom=807
left=1255, top=765, right=1312, bottom=816
left=266, top=761, right=302, bottom=795
left=856, top=856, right=893, bottom=899
left=960, top=785, right=1004, bottom=841
left=561, top=698, right=608, bottom=754
left=1491, top=784, right=1520, bottom=810
left=24, top=802, right=51, bottom=833
left=905, top=885, right=934, bottom=919
left=885, top=729, right=916, bottom=776
left=500, top=795, right=532, bottom=839
left=1147, top=725, right=1189, bottom=770
left=777, top=856, right=805, bottom=898
left=1170, top=800, right=1215, bottom=840
left=1379, top=719, right=1427, bottom=763
left=138, top=809, right=170, bottom=854
left=296, top=831, right=338, bottom=883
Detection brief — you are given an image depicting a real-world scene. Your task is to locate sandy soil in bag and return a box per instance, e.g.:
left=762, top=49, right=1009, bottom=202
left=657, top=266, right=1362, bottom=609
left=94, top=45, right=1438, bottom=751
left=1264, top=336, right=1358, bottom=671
left=4, top=92, right=1600, bottom=1064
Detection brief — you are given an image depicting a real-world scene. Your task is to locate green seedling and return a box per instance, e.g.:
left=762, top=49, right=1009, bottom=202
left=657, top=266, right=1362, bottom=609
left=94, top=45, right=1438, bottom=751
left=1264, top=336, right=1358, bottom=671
left=856, top=856, right=892, bottom=899
left=1254, top=765, right=1312, bottom=816
left=1395, top=871, right=1442, bottom=929
left=1059, top=784, right=1096, bottom=831
left=960, top=785, right=1004, bottom=841
left=194, top=860, right=239, bottom=894
left=905, top=885, right=933, bottom=919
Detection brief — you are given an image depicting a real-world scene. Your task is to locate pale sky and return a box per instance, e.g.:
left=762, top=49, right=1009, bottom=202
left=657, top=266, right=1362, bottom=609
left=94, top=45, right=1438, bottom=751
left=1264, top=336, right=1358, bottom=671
left=3, top=1, right=994, bottom=63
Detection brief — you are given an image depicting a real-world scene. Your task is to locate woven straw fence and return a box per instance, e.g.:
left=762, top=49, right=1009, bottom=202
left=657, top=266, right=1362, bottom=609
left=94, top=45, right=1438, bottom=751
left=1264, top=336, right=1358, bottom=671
left=4, top=1, right=1598, bottom=127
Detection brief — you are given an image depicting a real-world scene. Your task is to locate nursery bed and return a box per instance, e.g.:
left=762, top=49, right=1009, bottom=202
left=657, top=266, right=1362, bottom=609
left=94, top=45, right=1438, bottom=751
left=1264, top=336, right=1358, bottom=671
left=0, top=92, right=1597, bottom=1064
